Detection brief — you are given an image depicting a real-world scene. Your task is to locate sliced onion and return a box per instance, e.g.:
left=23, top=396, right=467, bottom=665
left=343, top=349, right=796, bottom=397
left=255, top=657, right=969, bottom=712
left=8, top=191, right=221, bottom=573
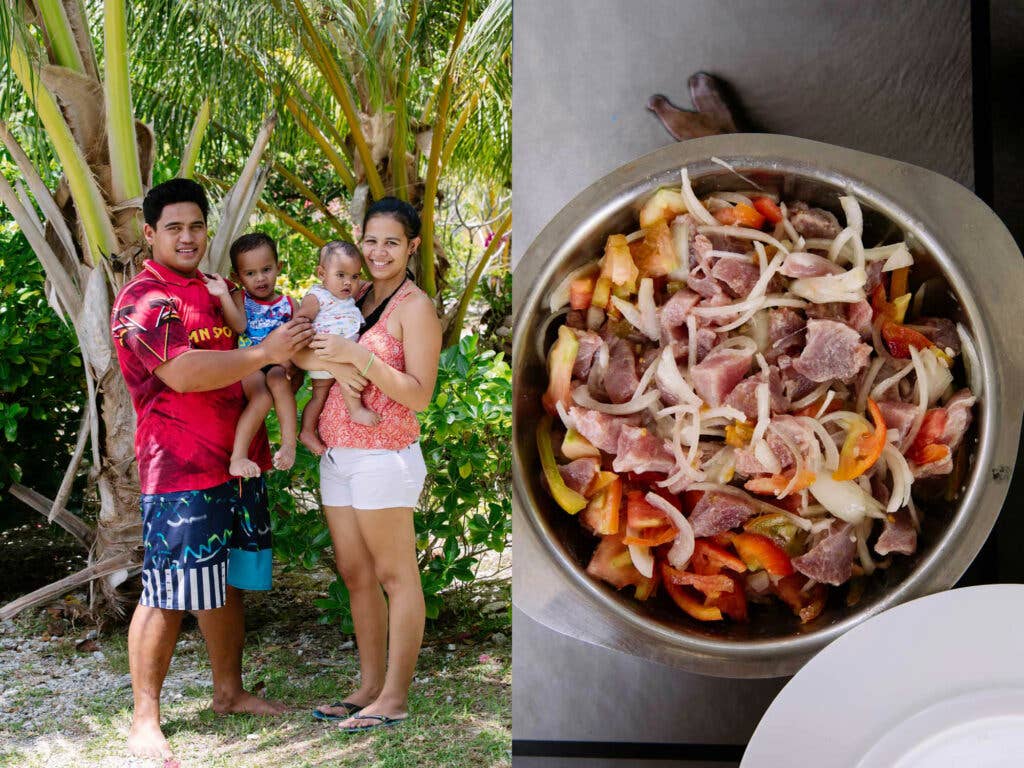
left=789, top=267, right=866, bottom=304
left=855, top=518, right=876, bottom=576
left=881, top=243, right=914, bottom=272
left=645, top=492, right=695, bottom=569
left=572, top=387, right=661, bottom=415
left=710, top=191, right=755, bottom=208
left=710, top=157, right=763, bottom=189
left=628, top=544, right=655, bottom=578
left=586, top=306, right=605, bottom=330
left=634, top=353, right=661, bottom=399
left=869, top=360, right=914, bottom=403
left=882, top=443, right=913, bottom=513
left=669, top=218, right=690, bottom=280
left=697, top=225, right=790, bottom=255
left=957, top=323, right=982, bottom=397
left=687, top=314, right=698, bottom=375
left=809, top=473, right=885, bottom=524
left=548, top=263, right=599, bottom=312
left=840, top=196, right=863, bottom=238
left=536, top=308, right=570, bottom=361
left=680, top=167, right=718, bottom=226
left=555, top=400, right=576, bottom=431
left=798, top=416, right=841, bottom=471
left=656, top=346, right=701, bottom=405
left=637, top=278, right=660, bottom=340
left=610, top=295, right=648, bottom=338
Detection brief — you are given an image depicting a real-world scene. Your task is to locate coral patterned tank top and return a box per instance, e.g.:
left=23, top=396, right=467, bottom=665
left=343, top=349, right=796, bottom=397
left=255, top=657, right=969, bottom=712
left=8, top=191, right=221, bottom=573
left=318, top=279, right=422, bottom=450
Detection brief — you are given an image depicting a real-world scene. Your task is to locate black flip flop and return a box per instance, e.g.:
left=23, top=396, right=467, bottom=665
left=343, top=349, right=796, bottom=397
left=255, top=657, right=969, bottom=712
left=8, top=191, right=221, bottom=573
left=312, top=701, right=363, bottom=721
left=338, top=713, right=408, bottom=732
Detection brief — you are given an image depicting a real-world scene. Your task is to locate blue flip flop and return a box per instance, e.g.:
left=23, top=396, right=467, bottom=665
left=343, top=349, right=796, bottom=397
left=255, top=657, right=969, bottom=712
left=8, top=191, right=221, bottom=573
left=312, top=701, right=363, bottom=721
left=338, top=713, right=408, bottom=732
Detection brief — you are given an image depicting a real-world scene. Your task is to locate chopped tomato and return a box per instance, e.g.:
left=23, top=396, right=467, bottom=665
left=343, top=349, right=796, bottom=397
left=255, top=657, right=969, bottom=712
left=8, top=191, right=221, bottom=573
left=586, top=534, right=655, bottom=598
left=832, top=398, right=887, bottom=481
left=731, top=532, right=795, bottom=576
left=622, top=524, right=678, bottom=547
left=743, top=513, right=805, bottom=556
left=691, top=538, right=747, bottom=575
left=569, top=275, right=596, bottom=310
left=581, top=476, right=622, bottom=535
left=744, top=468, right=816, bottom=497
left=907, top=408, right=949, bottom=466
left=752, top=196, right=783, bottom=224
left=714, top=203, right=765, bottom=229
left=600, top=234, right=639, bottom=292
left=541, top=325, right=578, bottom=414
left=591, top=275, right=612, bottom=309
left=625, top=490, right=672, bottom=529
left=661, top=564, right=724, bottom=621
left=636, top=220, right=681, bottom=278
left=881, top=320, right=935, bottom=359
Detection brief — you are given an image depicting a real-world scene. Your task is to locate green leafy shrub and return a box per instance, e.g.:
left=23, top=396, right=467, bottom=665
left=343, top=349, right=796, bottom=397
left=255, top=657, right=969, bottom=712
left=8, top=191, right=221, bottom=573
left=267, top=335, right=511, bottom=632
left=0, top=226, right=84, bottom=494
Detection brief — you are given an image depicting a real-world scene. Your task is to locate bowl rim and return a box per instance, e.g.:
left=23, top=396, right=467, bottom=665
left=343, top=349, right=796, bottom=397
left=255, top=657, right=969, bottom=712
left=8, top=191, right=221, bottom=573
left=512, top=133, right=1024, bottom=677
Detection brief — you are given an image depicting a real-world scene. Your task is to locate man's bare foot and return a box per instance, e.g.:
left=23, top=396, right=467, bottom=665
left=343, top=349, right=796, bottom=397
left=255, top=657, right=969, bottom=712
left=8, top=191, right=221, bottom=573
left=273, top=443, right=296, bottom=471
left=229, top=456, right=261, bottom=478
left=350, top=406, right=380, bottom=426
left=212, top=690, right=289, bottom=716
left=299, top=428, right=326, bottom=456
left=127, top=719, right=173, bottom=758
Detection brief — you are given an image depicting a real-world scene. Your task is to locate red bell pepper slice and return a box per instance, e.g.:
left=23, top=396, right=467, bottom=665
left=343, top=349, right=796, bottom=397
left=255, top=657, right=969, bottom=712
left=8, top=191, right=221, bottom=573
left=662, top=566, right=735, bottom=597
left=622, top=524, right=678, bottom=547
left=881, top=320, right=935, bottom=359
left=752, top=196, right=783, bottom=224
left=691, top=538, right=747, bottom=575
left=711, top=573, right=749, bottom=622
left=731, top=532, right=795, bottom=576
left=661, top=564, right=724, bottom=621
left=832, top=398, right=887, bottom=481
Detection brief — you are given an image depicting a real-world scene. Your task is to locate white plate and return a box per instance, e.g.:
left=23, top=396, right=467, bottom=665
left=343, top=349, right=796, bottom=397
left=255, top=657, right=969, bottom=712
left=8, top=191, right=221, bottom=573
left=741, top=584, right=1024, bottom=768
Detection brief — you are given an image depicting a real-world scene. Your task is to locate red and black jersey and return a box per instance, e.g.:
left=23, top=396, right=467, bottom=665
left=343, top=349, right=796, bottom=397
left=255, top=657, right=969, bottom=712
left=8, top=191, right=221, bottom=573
left=111, top=259, right=271, bottom=493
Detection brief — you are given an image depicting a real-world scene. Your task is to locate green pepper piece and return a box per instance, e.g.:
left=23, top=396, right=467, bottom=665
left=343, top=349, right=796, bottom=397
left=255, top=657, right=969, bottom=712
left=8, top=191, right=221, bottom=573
left=537, top=414, right=587, bottom=514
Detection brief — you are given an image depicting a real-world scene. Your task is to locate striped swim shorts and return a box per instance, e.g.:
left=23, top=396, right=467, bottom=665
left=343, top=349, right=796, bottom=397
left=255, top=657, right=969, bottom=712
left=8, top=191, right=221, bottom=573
left=139, top=476, right=272, bottom=611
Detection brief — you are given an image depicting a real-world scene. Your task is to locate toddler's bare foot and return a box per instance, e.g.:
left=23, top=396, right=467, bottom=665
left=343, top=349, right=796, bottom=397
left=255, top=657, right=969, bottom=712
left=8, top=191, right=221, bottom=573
left=273, top=443, right=296, bottom=471
left=229, top=457, right=261, bottom=478
left=299, top=428, right=326, bottom=456
left=350, top=406, right=380, bottom=426
left=127, top=718, right=173, bottom=758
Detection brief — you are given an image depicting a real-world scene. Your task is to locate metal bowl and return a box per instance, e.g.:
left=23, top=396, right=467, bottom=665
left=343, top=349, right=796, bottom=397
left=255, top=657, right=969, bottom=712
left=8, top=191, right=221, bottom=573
left=512, top=134, right=1024, bottom=678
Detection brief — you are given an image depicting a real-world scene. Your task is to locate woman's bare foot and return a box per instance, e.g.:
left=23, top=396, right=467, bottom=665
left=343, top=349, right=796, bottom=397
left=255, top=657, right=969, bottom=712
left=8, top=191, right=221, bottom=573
left=229, top=456, right=261, bottom=478
left=212, top=690, right=289, bottom=716
left=273, top=443, right=296, bottom=471
left=127, top=718, right=173, bottom=758
left=349, top=405, right=381, bottom=426
left=299, top=428, right=326, bottom=456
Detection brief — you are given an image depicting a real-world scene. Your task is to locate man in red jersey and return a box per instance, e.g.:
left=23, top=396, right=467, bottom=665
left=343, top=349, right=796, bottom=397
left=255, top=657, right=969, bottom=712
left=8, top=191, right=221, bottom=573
left=110, top=178, right=313, bottom=759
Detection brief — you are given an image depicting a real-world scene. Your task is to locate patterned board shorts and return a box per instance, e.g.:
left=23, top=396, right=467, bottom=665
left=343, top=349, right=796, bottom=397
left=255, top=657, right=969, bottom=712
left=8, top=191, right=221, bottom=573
left=139, top=477, right=272, bottom=611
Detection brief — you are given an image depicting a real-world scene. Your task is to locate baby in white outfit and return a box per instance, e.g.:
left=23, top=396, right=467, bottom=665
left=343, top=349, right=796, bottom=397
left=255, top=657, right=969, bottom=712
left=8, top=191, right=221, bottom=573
left=295, top=241, right=379, bottom=454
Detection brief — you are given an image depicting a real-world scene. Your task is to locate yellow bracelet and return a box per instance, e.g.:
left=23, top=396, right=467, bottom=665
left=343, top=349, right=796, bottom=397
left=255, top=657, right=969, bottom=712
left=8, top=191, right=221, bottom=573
left=360, top=352, right=375, bottom=376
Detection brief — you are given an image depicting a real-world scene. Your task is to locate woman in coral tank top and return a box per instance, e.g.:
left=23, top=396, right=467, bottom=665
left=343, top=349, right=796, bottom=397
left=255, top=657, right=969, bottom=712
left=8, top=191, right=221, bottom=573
left=306, top=198, right=442, bottom=731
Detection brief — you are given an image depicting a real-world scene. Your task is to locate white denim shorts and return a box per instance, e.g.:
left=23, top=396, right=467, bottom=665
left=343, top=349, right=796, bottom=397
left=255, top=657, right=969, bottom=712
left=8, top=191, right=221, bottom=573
left=320, top=442, right=427, bottom=509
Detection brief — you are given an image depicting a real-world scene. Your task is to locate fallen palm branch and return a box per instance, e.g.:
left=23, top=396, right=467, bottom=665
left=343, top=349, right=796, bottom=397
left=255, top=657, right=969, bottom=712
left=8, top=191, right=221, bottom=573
left=0, top=552, right=138, bottom=621
left=7, top=483, right=95, bottom=550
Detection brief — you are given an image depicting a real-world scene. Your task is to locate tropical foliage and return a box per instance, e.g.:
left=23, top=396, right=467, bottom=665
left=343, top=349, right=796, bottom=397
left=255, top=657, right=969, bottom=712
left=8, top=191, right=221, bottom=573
left=0, top=0, right=511, bottom=622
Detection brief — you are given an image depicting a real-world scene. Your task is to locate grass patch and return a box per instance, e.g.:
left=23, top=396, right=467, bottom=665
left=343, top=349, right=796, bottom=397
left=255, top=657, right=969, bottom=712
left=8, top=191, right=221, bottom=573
left=0, top=570, right=510, bottom=768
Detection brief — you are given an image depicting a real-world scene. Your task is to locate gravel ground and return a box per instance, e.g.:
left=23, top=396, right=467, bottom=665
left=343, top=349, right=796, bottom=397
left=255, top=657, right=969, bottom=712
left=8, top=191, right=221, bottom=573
left=0, top=552, right=512, bottom=768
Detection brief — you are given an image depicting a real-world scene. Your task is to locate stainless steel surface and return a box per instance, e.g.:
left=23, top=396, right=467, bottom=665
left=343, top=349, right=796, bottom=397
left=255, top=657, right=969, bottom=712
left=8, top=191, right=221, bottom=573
left=512, top=133, right=1024, bottom=678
